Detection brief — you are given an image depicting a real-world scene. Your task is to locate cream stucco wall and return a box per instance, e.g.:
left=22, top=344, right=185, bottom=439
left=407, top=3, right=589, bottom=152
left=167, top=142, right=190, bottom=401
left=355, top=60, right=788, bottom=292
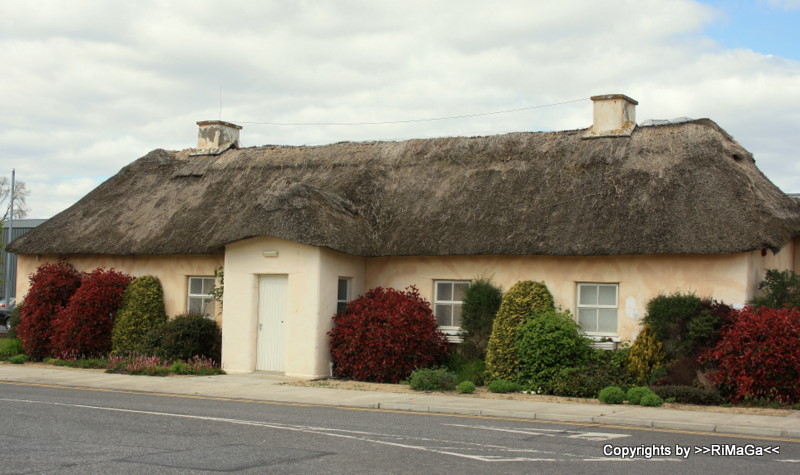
left=221, top=237, right=365, bottom=378
left=364, top=250, right=790, bottom=343
left=14, top=253, right=223, bottom=320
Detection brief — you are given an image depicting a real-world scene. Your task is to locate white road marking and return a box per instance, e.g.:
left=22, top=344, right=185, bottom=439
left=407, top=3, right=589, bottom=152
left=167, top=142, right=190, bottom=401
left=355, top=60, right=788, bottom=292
left=0, top=397, right=664, bottom=463
left=444, top=423, right=631, bottom=441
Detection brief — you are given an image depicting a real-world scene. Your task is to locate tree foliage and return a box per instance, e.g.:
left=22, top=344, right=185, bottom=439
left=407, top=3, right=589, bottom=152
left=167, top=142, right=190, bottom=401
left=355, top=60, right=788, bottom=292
left=749, top=269, right=800, bottom=309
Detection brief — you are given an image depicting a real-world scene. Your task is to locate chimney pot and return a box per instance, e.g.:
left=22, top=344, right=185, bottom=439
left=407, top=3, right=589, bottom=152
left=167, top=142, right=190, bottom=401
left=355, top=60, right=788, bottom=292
left=583, top=94, right=638, bottom=139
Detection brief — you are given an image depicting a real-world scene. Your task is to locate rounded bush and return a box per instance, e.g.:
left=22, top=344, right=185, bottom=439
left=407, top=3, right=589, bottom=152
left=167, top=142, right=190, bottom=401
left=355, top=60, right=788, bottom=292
left=457, top=381, right=476, bottom=394
left=700, top=306, right=800, bottom=404
left=515, top=309, right=592, bottom=390
left=598, top=385, right=626, bottom=404
left=639, top=393, right=664, bottom=407
left=650, top=385, right=724, bottom=406
left=486, top=281, right=554, bottom=381
left=112, top=276, right=168, bottom=354
left=625, top=386, right=654, bottom=405
left=17, top=261, right=82, bottom=360
left=328, top=286, right=449, bottom=383
left=154, top=313, right=221, bottom=362
left=409, top=368, right=457, bottom=391
left=51, top=268, right=133, bottom=358
left=487, top=379, right=522, bottom=393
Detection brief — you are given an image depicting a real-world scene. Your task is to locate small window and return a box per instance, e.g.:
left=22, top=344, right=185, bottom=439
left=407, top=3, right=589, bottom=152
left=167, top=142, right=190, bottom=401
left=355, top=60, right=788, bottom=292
left=336, top=278, right=351, bottom=314
left=188, top=276, right=216, bottom=317
left=434, top=280, right=469, bottom=330
left=576, top=283, right=618, bottom=335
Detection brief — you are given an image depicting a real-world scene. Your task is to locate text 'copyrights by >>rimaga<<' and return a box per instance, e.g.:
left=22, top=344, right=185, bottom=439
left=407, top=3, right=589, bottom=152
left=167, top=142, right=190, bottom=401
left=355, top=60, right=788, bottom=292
left=603, top=444, right=781, bottom=459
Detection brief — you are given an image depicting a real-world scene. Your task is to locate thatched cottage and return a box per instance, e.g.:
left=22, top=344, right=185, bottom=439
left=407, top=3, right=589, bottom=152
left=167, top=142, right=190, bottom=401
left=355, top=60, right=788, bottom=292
left=10, top=94, right=800, bottom=378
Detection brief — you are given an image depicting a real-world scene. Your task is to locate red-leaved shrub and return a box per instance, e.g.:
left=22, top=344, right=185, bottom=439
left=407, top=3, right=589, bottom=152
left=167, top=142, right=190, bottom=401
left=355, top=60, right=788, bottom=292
left=51, top=268, right=133, bottom=358
left=328, top=286, right=449, bottom=383
left=700, top=306, right=800, bottom=403
left=17, top=261, right=83, bottom=360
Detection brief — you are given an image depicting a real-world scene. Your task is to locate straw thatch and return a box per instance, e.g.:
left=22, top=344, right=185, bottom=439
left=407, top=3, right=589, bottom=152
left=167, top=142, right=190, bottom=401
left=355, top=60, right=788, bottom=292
left=10, top=119, right=800, bottom=257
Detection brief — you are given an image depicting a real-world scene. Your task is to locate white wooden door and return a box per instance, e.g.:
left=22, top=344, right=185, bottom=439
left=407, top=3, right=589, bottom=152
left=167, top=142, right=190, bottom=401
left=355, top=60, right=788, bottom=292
left=256, top=275, right=288, bottom=371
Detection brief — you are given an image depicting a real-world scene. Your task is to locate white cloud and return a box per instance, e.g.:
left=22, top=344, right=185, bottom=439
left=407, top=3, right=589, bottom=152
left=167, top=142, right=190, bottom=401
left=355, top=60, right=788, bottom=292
left=1, top=0, right=799, bottom=217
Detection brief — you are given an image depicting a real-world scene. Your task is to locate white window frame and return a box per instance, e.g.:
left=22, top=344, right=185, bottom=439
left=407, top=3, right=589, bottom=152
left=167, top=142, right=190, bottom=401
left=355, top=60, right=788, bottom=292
left=576, top=282, right=619, bottom=338
left=336, top=277, right=351, bottom=314
left=434, top=280, right=470, bottom=341
left=188, top=276, right=216, bottom=318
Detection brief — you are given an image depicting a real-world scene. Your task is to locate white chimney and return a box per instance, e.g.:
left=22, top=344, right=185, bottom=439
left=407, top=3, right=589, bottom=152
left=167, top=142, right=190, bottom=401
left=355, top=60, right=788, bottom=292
left=192, top=120, right=243, bottom=155
left=582, top=94, right=637, bottom=139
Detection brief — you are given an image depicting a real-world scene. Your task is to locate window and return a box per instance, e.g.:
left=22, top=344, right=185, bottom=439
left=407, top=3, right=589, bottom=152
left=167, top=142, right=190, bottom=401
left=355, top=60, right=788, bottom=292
left=188, top=276, right=216, bottom=317
left=336, top=278, right=350, bottom=314
left=576, top=283, right=618, bottom=335
left=434, top=280, right=469, bottom=330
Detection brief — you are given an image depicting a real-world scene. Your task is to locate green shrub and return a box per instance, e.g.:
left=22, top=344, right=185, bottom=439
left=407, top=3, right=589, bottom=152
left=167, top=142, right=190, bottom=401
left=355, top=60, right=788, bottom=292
left=457, top=381, right=476, bottom=394
left=487, top=379, right=522, bottom=393
left=9, top=354, right=29, bottom=364
left=409, top=368, right=457, bottom=391
left=153, top=313, right=221, bottom=362
left=644, top=293, right=732, bottom=360
left=112, top=276, right=168, bottom=354
left=549, top=351, right=632, bottom=398
left=515, top=309, right=592, bottom=390
left=446, top=353, right=486, bottom=385
left=626, top=386, right=654, bottom=405
left=486, top=281, right=554, bottom=381
left=0, top=338, right=24, bottom=359
left=651, top=385, right=725, bottom=406
left=639, top=393, right=664, bottom=407
left=749, top=269, right=800, bottom=309
left=626, top=324, right=666, bottom=385
left=459, top=278, right=502, bottom=359
left=598, top=386, right=625, bottom=404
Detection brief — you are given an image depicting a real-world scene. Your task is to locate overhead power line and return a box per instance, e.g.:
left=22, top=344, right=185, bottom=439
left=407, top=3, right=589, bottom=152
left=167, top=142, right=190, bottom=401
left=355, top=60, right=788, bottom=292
left=232, top=97, right=589, bottom=127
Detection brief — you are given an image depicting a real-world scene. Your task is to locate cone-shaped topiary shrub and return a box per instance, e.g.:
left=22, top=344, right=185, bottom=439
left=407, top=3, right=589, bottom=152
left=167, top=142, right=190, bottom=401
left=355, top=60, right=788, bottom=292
left=626, top=324, right=666, bottom=385
left=112, top=276, right=168, bottom=354
left=328, top=286, right=449, bottom=383
left=51, top=268, right=133, bottom=358
left=459, top=278, right=502, bottom=359
left=17, top=261, right=83, bottom=360
left=485, top=281, right=554, bottom=381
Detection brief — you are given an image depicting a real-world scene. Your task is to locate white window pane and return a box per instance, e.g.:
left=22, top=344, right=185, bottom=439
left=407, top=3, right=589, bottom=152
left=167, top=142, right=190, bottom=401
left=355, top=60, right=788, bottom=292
left=188, top=296, right=204, bottom=314
left=435, top=304, right=452, bottom=326
left=453, top=282, right=468, bottom=301
left=579, top=285, right=597, bottom=305
left=190, top=278, right=203, bottom=295
left=598, top=285, right=617, bottom=306
left=203, top=277, right=216, bottom=294
left=437, top=282, right=452, bottom=301
left=598, top=309, right=617, bottom=333
left=203, top=298, right=215, bottom=317
left=578, top=308, right=597, bottom=332
left=336, top=302, right=348, bottom=314
left=337, top=278, right=349, bottom=301
left=452, top=304, right=462, bottom=328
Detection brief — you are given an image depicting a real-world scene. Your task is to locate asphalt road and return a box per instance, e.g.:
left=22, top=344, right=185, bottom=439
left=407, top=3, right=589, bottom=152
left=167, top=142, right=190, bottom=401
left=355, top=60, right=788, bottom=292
left=1, top=382, right=797, bottom=474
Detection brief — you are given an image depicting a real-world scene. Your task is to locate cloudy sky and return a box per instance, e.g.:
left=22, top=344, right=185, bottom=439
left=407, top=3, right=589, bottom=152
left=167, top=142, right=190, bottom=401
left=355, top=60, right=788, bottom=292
left=1, top=0, right=799, bottom=219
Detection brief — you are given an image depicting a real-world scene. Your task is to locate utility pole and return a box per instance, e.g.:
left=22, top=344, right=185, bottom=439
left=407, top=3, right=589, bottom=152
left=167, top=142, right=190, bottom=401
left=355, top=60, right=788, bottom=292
left=3, top=169, right=14, bottom=302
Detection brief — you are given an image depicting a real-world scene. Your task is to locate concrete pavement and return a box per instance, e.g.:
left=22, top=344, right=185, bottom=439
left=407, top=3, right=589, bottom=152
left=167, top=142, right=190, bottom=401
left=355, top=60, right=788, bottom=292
left=1, top=363, right=798, bottom=441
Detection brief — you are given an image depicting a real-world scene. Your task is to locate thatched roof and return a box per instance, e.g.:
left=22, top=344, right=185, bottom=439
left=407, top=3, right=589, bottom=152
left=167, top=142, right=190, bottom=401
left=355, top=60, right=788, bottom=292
left=10, top=119, right=800, bottom=257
